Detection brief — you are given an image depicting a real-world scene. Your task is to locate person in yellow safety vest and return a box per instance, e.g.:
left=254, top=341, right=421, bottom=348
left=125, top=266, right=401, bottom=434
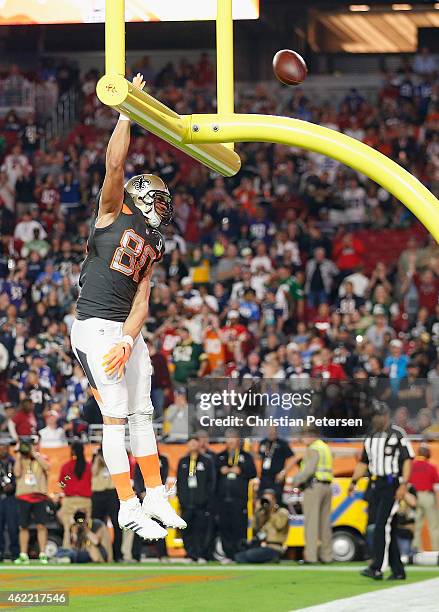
left=291, top=427, right=333, bottom=564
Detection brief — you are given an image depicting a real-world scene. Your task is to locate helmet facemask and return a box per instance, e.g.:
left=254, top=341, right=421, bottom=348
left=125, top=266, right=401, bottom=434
left=125, top=175, right=173, bottom=228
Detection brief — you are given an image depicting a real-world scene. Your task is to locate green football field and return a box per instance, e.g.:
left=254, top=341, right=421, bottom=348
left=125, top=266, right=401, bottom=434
left=0, top=564, right=437, bottom=611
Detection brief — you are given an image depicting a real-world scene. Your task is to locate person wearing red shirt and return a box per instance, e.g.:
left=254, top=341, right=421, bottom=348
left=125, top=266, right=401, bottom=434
left=312, top=347, right=347, bottom=381
left=413, top=269, right=439, bottom=315
left=220, top=310, right=252, bottom=367
left=11, top=399, right=37, bottom=439
left=333, top=232, right=365, bottom=274
left=58, top=441, right=92, bottom=548
left=35, top=175, right=60, bottom=212
left=409, top=445, right=439, bottom=551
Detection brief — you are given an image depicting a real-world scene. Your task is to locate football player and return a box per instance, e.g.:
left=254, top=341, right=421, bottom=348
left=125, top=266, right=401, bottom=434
left=71, top=73, right=186, bottom=540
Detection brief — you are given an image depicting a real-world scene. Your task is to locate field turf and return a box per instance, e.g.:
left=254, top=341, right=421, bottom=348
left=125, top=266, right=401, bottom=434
left=0, top=564, right=437, bottom=611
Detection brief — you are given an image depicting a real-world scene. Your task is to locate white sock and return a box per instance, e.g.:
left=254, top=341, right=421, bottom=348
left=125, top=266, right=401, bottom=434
left=128, top=413, right=158, bottom=456
left=102, top=424, right=130, bottom=474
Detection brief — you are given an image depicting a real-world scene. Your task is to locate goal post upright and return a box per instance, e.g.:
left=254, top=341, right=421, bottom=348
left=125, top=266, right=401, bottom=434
left=216, top=0, right=235, bottom=149
left=96, top=0, right=241, bottom=176
left=105, top=0, right=125, bottom=76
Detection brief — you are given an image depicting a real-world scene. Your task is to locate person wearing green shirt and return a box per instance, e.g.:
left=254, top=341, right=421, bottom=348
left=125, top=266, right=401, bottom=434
left=172, top=327, right=203, bottom=383
left=279, top=269, right=305, bottom=318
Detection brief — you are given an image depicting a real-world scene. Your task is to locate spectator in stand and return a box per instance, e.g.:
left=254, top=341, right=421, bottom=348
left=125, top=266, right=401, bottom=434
left=384, top=339, right=409, bottom=395
left=312, top=347, right=347, bottom=380
left=335, top=281, right=364, bottom=315
left=0, top=404, right=17, bottom=438
left=21, top=228, right=50, bottom=258
left=397, top=362, right=429, bottom=418
left=149, top=340, right=172, bottom=420
left=365, top=306, right=395, bottom=351
left=14, top=212, right=47, bottom=244
left=58, top=441, right=92, bottom=547
left=1, top=144, right=29, bottom=189
left=333, top=232, right=365, bottom=277
left=398, top=237, right=422, bottom=275
left=10, top=399, right=37, bottom=440
left=305, top=247, right=338, bottom=308
left=394, top=406, right=417, bottom=435
left=38, top=410, right=68, bottom=448
left=165, top=388, right=189, bottom=442
left=413, top=47, right=437, bottom=76
left=172, top=326, right=203, bottom=383
left=427, top=360, right=439, bottom=408
left=59, top=171, right=81, bottom=216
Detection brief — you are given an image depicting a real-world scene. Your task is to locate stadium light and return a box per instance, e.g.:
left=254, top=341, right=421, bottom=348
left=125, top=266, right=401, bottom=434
left=391, top=3, right=412, bottom=10
left=348, top=5, right=370, bottom=11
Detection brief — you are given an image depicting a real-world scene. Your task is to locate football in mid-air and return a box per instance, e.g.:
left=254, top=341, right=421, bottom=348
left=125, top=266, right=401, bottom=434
left=273, top=49, right=308, bottom=86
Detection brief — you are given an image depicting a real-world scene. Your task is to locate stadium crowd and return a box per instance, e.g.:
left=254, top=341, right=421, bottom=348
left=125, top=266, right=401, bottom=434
left=0, top=51, right=438, bottom=563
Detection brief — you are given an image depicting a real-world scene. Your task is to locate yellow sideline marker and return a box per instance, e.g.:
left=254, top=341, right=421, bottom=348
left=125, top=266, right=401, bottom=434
left=97, top=0, right=439, bottom=241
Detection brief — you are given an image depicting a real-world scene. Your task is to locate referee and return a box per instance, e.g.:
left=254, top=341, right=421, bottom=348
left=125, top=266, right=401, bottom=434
left=349, top=401, right=414, bottom=580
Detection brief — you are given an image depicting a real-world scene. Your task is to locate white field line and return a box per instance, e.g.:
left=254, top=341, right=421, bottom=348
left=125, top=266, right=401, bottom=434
left=294, top=577, right=439, bottom=612
left=0, top=564, right=436, bottom=572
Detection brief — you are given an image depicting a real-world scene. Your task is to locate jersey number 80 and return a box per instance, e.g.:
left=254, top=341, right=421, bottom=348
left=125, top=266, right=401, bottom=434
left=110, top=229, right=156, bottom=282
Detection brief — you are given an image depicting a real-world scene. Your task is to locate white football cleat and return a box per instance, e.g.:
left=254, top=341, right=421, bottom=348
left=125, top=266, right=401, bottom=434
left=119, top=496, right=168, bottom=540
left=142, top=485, right=187, bottom=529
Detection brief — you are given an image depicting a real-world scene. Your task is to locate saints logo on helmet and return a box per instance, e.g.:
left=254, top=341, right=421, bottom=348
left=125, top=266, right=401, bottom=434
left=125, top=174, right=173, bottom=228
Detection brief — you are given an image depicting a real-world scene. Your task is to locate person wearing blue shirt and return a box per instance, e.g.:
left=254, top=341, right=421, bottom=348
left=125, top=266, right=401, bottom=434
left=384, top=339, right=409, bottom=395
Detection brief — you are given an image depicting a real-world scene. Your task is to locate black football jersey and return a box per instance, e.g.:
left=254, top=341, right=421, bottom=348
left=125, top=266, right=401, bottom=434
left=76, top=191, right=164, bottom=322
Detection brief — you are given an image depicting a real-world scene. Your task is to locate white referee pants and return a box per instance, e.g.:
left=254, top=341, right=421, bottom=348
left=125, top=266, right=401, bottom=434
left=70, top=317, right=153, bottom=419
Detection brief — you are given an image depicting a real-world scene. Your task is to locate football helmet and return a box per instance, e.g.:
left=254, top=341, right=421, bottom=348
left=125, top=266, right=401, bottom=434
left=124, top=174, right=173, bottom=228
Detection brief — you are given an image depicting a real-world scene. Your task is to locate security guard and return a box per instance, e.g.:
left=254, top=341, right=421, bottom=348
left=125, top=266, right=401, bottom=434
left=177, top=435, right=214, bottom=562
left=216, top=429, right=257, bottom=562
left=292, top=427, right=333, bottom=563
left=349, top=401, right=414, bottom=580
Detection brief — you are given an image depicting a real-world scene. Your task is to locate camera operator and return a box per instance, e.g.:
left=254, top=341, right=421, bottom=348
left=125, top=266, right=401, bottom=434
left=0, top=438, right=19, bottom=562
left=235, top=489, right=289, bottom=563
left=13, top=437, right=50, bottom=565
left=55, top=510, right=112, bottom=564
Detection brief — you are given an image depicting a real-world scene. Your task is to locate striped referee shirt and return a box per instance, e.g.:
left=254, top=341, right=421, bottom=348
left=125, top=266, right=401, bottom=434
left=360, top=425, right=415, bottom=478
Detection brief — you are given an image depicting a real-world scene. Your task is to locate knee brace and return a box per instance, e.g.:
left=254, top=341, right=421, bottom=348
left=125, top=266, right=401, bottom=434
left=128, top=412, right=157, bottom=457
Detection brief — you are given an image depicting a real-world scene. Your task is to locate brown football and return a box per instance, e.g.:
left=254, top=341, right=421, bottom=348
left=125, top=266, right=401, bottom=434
left=273, top=49, right=308, bottom=86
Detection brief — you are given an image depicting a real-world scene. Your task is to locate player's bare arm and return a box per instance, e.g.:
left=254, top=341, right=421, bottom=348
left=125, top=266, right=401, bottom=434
left=102, top=267, right=153, bottom=378
left=97, top=73, right=146, bottom=227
